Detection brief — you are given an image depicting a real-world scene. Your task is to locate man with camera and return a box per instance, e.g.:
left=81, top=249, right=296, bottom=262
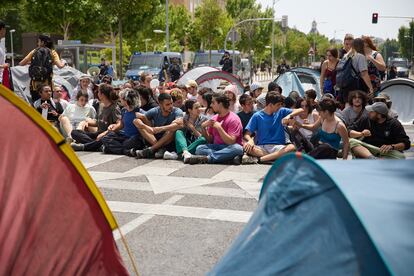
left=219, top=51, right=233, bottom=74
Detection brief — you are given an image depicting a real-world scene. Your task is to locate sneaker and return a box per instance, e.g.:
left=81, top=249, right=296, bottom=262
left=71, top=142, right=84, bottom=151
left=135, top=147, right=154, bottom=159
left=154, top=148, right=166, bottom=159
left=126, top=148, right=137, bottom=157
left=242, top=154, right=258, bottom=165
left=163, top=151, right=178, bottom=160
left=65, top=137, right=74, bottom=144
left=182, top=151, right=192, bottom=160
left=232, top=155, right=242, bottom=165
left=184, top=155, right=208, bottom=165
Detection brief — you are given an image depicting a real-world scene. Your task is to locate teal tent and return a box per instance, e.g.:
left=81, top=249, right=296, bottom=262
left=209, top=153, right=414, bottom=276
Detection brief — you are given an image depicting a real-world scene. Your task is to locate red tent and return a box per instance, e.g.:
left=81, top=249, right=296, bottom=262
left=0, top=85, right=129, bottom=275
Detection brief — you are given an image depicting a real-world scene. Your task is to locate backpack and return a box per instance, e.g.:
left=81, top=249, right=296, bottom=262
left=29, top=47, right=53, bottom=81
left=335, top=55, right=360, bottom=90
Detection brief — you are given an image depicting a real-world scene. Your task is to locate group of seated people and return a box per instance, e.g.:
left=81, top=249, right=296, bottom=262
left=32, top=73, right=411, bottom=165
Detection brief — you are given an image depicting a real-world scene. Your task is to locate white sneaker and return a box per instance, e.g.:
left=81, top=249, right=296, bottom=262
left=164, top=151, right=178, bottom=160
left=242, top=154, right=258, bottom=165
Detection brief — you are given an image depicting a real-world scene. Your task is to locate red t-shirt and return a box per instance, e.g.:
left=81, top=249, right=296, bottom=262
left=208, top=111, right=243, bottom=145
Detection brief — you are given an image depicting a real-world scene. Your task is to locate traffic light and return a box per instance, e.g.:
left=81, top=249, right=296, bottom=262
left=372, top=13, right=378, bottom=24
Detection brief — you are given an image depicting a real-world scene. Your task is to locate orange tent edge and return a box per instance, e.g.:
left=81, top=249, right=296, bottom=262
left=0, top=84, right=118, bottom=230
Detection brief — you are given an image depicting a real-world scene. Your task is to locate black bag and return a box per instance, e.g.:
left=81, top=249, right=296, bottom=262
left=335, top=55, right=360, bottom=90
left=29, top=47, right=53, bottom=81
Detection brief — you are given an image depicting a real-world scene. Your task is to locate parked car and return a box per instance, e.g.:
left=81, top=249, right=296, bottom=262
left=389, top=58, right=410, bottom=78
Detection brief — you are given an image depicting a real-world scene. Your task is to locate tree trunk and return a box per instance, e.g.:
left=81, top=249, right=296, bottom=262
left=118, top=20, right=123, bottom=79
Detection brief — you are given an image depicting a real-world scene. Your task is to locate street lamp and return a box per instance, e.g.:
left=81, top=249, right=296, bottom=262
left=9, top=29, right=15, bottom=67
left=143, top=38, right=151, bottom=52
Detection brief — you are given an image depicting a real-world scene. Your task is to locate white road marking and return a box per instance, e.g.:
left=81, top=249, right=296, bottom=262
left=113, top=195, right=184, bottom=240
left=233, top=181, right=262, bottom=200
left=96, top=179, right=255, bottom=199
left=108, top=201, right=253, bottom=223
left=212, top=170, right=264, bottom=182
left=147, top=175, right=222, bottom=194
left=78, top=152, right=124, bottom=168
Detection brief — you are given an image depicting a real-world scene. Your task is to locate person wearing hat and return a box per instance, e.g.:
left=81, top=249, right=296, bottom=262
left=349, top=102, right=410, bottom=159
left=224, top=84, right=241, bottom=113
left=373, top=92, right=398, bottom=119
left=186, top=80, right=198, bottom=101
left=249, top=82, right=264, bottom=100
left=72, top=74, right=94, bottom=102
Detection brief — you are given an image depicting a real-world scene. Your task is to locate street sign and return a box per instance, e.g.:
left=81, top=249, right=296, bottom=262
left=227, top=29, right=240, bottom=42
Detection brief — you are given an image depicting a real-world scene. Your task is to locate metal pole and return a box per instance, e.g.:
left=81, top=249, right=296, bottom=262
left=232, top=29, right=235, bottom=74
left=411, top=19, right=413, bottom=71
left=271, top=0, right=275, bottom=77
left=119, top=19, right=123, bottom=79
left=10, top=32, right=14, bottom=67
left=166, top=0, right=170, bottom=52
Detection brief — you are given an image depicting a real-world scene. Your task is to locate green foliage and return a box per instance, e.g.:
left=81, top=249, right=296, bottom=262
left=193, top=0, right=231, bottom=51
left=379, top=39, right=400, bottom=61
left=285, top=29, right=309, bottom=65
left=100, top=37, right=131, bottom=65
left=226, top=0, right=256, bottom=19
left=398, top=21, right=414, bottom=60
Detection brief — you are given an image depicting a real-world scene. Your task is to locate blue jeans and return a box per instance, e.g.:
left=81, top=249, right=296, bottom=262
left=195, top=143, right=243, bottom=164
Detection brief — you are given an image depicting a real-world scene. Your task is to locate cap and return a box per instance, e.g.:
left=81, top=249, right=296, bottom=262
left=186, top=80, right=198, bottom=89
left=365, top=102, right=389, bottom=116
left=256, top=93, right=266, bottom=106
left=224, top=84, right=240, bottom=96
left=374, top=92, right=391, bottom=102
left=250, top=82, right=263, bottom=92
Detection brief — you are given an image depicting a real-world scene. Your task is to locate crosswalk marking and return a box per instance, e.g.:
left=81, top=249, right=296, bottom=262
left=108, top=201, right=253, bottom=223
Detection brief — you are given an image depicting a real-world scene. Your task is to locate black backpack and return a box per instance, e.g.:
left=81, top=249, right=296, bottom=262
left=335, top=55, right=360, bottom=90
left=29, top=47, right=53, bottom=81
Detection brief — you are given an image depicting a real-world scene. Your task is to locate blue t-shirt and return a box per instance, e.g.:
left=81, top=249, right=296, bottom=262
left=145, top=106, right=183, bottom=127
left=121, top=107, right=142, bottom=137
left=246, top=108, right=292, bottom=145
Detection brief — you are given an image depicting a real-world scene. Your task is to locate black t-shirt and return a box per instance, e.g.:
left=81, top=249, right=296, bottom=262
left=97, top=103, right=121, bottom=132
left=237, top=111, right=255, bottom=131
left=349, top=116, right=411, bottom=150
left=35, top=99, right=63, bottom=122
left=141, top=99, right=159, bottom=112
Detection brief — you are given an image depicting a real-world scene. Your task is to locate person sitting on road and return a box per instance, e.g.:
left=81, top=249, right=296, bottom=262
left=175, top=100, right=208, bottom=162
left=33, top=84, right=64, bottom=125
left=304, top=89, right=318, bottom=110
left=237, top=94, right=255, bottom=132
left=340, top=90, right=368, bottom=127
left=224, top=84, right=240, bottom=113
left=133, top=93, right=184, bottom=159
left=101, top=89, right=146, bottom=155
left=170, top=88, right=186, bottom=112
left=52, top=85, right=69, bottom=110
left=348, top=102, right=410, bottom=159
left=137, top=86, right=158, bottom=111
left=197, top=88, right=215, bottom=118
left=295, top=98, right=349, bottom=160
left=268, top=82, right=283, bottom=95
left=71, top=75, right=94, bottom=102
left=249, top=82, right=264, bottom=101
left=292, top=98, right=319, bottom=140
left=59, top=91, right=96, bottom=143
left=186, top=80, right=198, bottom=101
left=71, top=83, right=121, bottom=151
left=373, top=92, right=398, bottom=119
left=242, top=91, right=303, bottom=164
left=185, top=93, right=244, bottom=164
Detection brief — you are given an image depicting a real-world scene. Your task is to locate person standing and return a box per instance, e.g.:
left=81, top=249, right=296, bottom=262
left=219, top=51, right=233, bottom=74
left=320, top=48, right=339, bottom=95
left=339, top=34, right=354, bottom=59
left=19, top=35, right=65, bottom=103
left=362, top=36, right=386, bottom=94
left=0, top=21, right=8, bottom=85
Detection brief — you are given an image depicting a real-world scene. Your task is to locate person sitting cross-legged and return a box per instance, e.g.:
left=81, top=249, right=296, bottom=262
left=133, top=93, right=183, bottom=159
left=242, top=91, right=303, bottom=164
left=348, top=102, right=410, bottom=159
left=101, top=88, right=146, bottom=155
left=184, top=93, right=244, bottom=164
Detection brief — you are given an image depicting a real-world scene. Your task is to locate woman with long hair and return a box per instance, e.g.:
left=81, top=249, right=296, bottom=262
left=320, top=47, right=339, bottom=95
left=295, top=98, right=349, bottom=159
left=362, top=36, right=386, bottom=93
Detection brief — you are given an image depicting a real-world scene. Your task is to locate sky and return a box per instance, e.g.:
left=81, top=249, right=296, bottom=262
left=256, top=0, right=414, bottom=40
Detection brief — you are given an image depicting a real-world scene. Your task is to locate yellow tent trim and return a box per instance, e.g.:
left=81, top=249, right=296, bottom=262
left=0, top=85, right=118, bottom=230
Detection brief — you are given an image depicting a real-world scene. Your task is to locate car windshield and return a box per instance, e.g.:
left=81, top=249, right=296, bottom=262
left=194, top=54, right=223, bottom=67
left=130, top=55, right=163, bottom=69
left=392, top=61, right=408, bottom=68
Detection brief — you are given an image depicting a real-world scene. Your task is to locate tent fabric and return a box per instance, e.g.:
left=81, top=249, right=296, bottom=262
left=274, top=67, right=322, bottom=99
left=378, top=78, right=414, bottom=124
left=209, top=153, right=414, bottom=276
left=0, top=85, right=128, bottom=275
left=10, top=65, right=83, bottom=102
left=177, top=66, right=244, bottom=95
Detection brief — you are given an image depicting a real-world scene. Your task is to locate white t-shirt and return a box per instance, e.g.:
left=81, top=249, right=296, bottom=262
left=294, top=113, right=317, bottom=139
left=0, top=46, right=5, bottom=83
left=62, top=103, right=96, bottom=124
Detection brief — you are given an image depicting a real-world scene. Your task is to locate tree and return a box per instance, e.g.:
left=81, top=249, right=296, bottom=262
left=226, top=0, right=255, bottom=19
left=285, top=29, right=309, bottom=66
left=398, top=21, right=414, bottom=61
left=379, top=39, right=400, bottom=62
left=22, top=0, right=104, bottom=41
left=193, top=0, right=231, bottom=63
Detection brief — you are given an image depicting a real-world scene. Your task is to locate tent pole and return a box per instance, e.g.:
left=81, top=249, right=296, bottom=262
left=118, top=228, right=140, bottom=276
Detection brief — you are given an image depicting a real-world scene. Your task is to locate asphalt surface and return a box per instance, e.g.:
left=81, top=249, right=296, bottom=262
left=79, top=152, right=269, bottom=275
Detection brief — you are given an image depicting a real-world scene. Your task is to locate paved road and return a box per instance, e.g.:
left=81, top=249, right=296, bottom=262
left=78, top=152, right=270, bottom=275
